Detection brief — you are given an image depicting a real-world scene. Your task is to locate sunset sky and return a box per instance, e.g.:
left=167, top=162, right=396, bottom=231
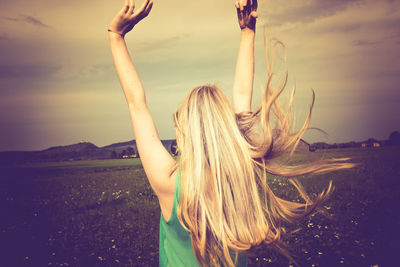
left=0, top=0, right=399, bottom=151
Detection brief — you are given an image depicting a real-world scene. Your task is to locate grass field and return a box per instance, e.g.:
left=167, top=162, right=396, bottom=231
left=0, top=147, right=399, bottom=266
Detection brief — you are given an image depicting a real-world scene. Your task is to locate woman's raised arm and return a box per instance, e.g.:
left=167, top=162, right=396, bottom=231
left=108, top=0, right=176, bottom=198
left=232, top=0, right=258, bottom=114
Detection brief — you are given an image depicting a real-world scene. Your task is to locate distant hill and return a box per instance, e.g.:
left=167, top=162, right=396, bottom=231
left=45, top=142, right=98, bottom=152
left=0, top=142, right=113, bottom=165
left=1, top=133, right=396, bottom=165
left=102, top=140, right=136, bottom=149
left=101, top=139, right=176, bottom=154
left=38, top=142, right=112, bottom=161
left=0, top=140, right=177, bottom=165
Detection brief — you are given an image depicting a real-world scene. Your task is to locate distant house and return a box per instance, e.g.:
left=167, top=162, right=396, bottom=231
left=122, top=154, right=138, bottom=159
left=361, top=138, right=381, bottom=148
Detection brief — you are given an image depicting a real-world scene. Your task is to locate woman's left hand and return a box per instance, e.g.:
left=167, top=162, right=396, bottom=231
left=235, top=0, right=258, bottom=31
left=109, top=0, right=153, bottom=37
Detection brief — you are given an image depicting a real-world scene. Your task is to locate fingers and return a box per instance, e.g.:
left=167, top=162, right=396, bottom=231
left=136, top=0, right=150, bottom=14
left=127, top=0, right=135, bottom=14
left=252, top=0, right=258, bottom=11
left=139, top=0, right=153, bottom=19
left=235, top=0, right=257, bottom=30
left=235, top=1, right=241, bottom=17
left=132, top=0, right=152, bottom=18
left=120, top=0, right=129, bottom=14
left=143, top=1, right=153, bottom=17
left=235, top=0, right=256, bottom=13
left=245, top=0, right=252, bottom=14
left=239, top=0, right=245, bottom=11
left=239, top=0, right=253, bottom=14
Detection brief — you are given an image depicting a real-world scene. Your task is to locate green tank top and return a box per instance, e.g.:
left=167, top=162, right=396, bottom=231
left=159, top=170, right=249, bottom=267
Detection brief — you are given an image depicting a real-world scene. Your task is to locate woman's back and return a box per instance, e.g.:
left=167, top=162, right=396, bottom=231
left=159, top=170, right=249, bottom=267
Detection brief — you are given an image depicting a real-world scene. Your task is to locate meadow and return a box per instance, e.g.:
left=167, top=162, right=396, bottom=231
left=0, top=147, right=399, bottom=266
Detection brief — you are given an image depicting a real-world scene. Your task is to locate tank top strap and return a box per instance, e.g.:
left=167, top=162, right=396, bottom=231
left=174, top=168, right=181, bottom=204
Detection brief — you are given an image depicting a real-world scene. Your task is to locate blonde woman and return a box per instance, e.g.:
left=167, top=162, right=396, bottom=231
left=108, top=0, right=356, bottom=266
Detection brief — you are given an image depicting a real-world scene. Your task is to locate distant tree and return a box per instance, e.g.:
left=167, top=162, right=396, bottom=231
left=110, top=151, right=117, bottom=159
left=389, top=131, right=400, bottom=145
left=120, top=150, right=127, bottom=158
left=312, top=142, right=330, bottom=150
left=348, top=141, right=357, bottom=147
left=127, top=146, right=135, bottom=156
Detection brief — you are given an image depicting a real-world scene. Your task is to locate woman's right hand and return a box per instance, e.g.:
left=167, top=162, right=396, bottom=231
left=108, top=0, right=153, bottom=37
left=235, top=0, right=258, bottom=31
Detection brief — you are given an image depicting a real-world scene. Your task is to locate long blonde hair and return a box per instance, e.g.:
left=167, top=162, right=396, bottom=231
left=172, top=42, right=357, bottom=267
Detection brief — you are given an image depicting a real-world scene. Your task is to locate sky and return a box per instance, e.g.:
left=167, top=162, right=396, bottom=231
left=0, top=0, right=399, bottom=151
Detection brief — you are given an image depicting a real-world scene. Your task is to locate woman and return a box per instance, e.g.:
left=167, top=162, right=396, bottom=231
left=108, top=0, right=357, bottom=266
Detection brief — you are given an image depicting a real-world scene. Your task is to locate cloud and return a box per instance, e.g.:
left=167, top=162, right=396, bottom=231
left=77, top=64, right=115, bottom=80
left=6, top=14, right=50, bottom=28
left=134, top=33, right=191, bottom=53
left=383, top=32, right=400, bottom=40
left=266, top=0, right=400, bottom=48
left=262, top=0, right=363, bottom=26
left=382, top=32, right=400, bottom=44
left=0, top=64, right=60, bottom=78
left=318, top=24, right=361, bottom=34
left=352, top=40, right=381, bottom=46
